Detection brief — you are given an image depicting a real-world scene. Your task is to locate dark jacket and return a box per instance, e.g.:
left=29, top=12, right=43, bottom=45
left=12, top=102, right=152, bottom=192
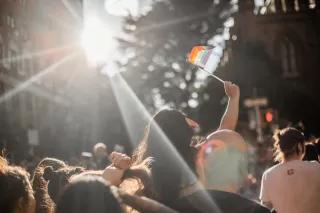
left=173, top=190, right=270, bottom=213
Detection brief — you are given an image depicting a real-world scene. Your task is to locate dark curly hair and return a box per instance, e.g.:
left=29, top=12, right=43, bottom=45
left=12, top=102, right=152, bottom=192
left=32, top=158, right=67, bottom=213
left=43, top=165, right=85, bottom=203
left=0, top=156, right=34, bottom=213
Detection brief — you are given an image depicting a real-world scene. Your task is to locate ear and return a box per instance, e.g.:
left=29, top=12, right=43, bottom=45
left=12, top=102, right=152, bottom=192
left=298, top=143, right=305, bottom=158
left=185, top=117, right=199, bottom=129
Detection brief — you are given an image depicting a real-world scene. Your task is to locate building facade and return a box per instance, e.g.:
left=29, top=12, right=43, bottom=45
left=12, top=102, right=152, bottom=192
left=0, top=0, right=84, bottom=161
left=224, top=0, right=320, bottom=134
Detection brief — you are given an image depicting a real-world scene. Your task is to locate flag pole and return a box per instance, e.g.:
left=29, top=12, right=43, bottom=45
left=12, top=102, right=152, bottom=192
left=199, top=68, right=224, bottom=84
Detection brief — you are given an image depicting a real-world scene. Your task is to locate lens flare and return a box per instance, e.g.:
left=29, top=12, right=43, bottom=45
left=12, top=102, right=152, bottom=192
left=81, top=16, right=116, bottom=64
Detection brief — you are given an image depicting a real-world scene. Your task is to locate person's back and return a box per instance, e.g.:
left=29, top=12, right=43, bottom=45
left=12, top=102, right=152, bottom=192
left=260, top=127, right=320, bottom=213
left=261, top=160, right=320, bottom=213
left=175, top=190, right=270, bottom=213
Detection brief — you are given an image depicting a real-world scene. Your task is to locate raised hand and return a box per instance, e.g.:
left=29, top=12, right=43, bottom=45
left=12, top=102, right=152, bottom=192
left=110, top=152, right=131, bottom=170
left=224, top=81, right=240, bottom=99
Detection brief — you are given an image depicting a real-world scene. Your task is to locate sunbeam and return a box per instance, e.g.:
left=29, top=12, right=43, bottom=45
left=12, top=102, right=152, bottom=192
left=0, top=44, right=75, bottom=65
left=107, top=69, right=222, bottom=213
left=0, top=73, right=67, bottom=105
left=0, top=52, right=79, bottom=105
left=61, top=0, right=82, bottom=21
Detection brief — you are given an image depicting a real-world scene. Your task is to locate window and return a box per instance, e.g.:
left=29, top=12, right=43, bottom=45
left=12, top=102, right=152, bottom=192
left=6, top=15, right=10, bottom=26
left=11, top=50, right=18, bottom=72
left=11, top=17, right=15, bottom=28
left=3, top=46, right=10, bottom=69
left=2, top=46, right=5, bottom=59
left=279, top=37, right=298, bottom=78
left=6, top=15, right=15, bottom=28
left=0, top=33, right=3, bottom=64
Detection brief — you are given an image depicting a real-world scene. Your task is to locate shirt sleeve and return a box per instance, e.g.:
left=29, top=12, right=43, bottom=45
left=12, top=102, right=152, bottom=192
left=259, top=172, right=270, bottom=202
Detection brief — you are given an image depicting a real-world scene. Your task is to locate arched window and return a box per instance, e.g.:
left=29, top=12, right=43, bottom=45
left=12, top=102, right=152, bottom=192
left=279, top=37, right=298, bottom=78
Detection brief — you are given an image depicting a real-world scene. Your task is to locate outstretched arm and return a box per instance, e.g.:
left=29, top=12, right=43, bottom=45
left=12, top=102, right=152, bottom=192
left=218, top=81, right=240, bottom=131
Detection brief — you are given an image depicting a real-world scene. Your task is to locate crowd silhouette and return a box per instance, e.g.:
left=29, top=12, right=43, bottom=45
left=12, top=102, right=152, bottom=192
left=1, top=82, right=319, bottom=213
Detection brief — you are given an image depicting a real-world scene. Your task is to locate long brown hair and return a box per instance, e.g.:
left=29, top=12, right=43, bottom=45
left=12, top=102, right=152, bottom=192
left=131, top=109, right=197, bottom=205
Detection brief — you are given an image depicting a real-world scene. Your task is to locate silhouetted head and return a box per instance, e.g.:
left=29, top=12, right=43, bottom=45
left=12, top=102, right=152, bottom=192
left=32, top=158, right=67, bottom=213
left=56, top=176, right=123, bottom=213
left=132, top=109, right=199, bottom=205
left=0, top=156, right=35, bottom=213
left=273, top=127, right=305, bottom=162
left=134, top=109, right=197, bottom=170
left=197, top=130, right=248, bottom=193
left=43, top=166, right=84, bottom=203
left=93, top=143, right=108, bottom=159
left=303, top=144, right=319, bottom=162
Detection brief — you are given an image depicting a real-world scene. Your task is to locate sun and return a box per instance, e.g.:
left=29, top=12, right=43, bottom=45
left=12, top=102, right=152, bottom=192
left=81, top=16, right=116, bottom=64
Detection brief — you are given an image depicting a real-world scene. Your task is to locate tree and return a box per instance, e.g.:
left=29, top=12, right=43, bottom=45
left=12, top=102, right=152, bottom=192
left=117, top=0, right=236, bottom=118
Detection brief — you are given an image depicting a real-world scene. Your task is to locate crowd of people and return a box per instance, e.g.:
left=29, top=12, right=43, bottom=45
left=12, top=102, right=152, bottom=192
left=1, top=82, right=320, bottom=213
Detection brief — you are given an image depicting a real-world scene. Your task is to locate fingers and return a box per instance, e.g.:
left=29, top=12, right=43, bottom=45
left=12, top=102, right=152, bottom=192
left=224, top=81, right=238, bottom=89
left=224, top=81, right=233, bottom=89
left=111, top=152, right=131, bottom=169
left=224, top=81, right=236, bottom=86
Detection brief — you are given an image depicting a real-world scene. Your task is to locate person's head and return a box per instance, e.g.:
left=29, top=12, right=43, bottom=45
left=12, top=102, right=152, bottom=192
left=303, top=144, right=319, bottom=162
left=132, top=109, right=199, bottom=205
left=43, top=166, right=84, bottom=203
left=93, top=143, right=108, bottom=159
left=32, top=158, right=67, bottom=213
left=32, top=157, right=66, bottom=185
left=197, top=130, right=248, bottom=193
left=0, top=156, right=35, bottom=213
left=56, top=176, right=123, bottom=213
left=133, top=109, right=198, bottom=171
left=273, top=127, right=305, bottom=162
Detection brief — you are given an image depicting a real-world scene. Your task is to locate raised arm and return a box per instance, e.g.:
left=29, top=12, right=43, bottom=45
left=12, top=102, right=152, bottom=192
left=218, top=81, right=240, bottom=131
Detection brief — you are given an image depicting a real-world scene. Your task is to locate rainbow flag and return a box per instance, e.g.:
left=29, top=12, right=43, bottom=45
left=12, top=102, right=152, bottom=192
left=188, top=46, right=217, bottom=72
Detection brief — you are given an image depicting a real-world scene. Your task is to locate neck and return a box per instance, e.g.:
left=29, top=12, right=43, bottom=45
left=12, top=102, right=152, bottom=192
left=283, top=154, right=302, bottom=163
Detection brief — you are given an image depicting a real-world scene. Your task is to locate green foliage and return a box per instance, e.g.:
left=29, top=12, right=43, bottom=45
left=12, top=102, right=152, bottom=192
left=117, top=0, right=235, bottom=115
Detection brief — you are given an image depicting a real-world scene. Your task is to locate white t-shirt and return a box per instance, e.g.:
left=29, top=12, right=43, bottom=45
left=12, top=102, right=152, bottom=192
left=260, top=160, right=320, bottom=213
